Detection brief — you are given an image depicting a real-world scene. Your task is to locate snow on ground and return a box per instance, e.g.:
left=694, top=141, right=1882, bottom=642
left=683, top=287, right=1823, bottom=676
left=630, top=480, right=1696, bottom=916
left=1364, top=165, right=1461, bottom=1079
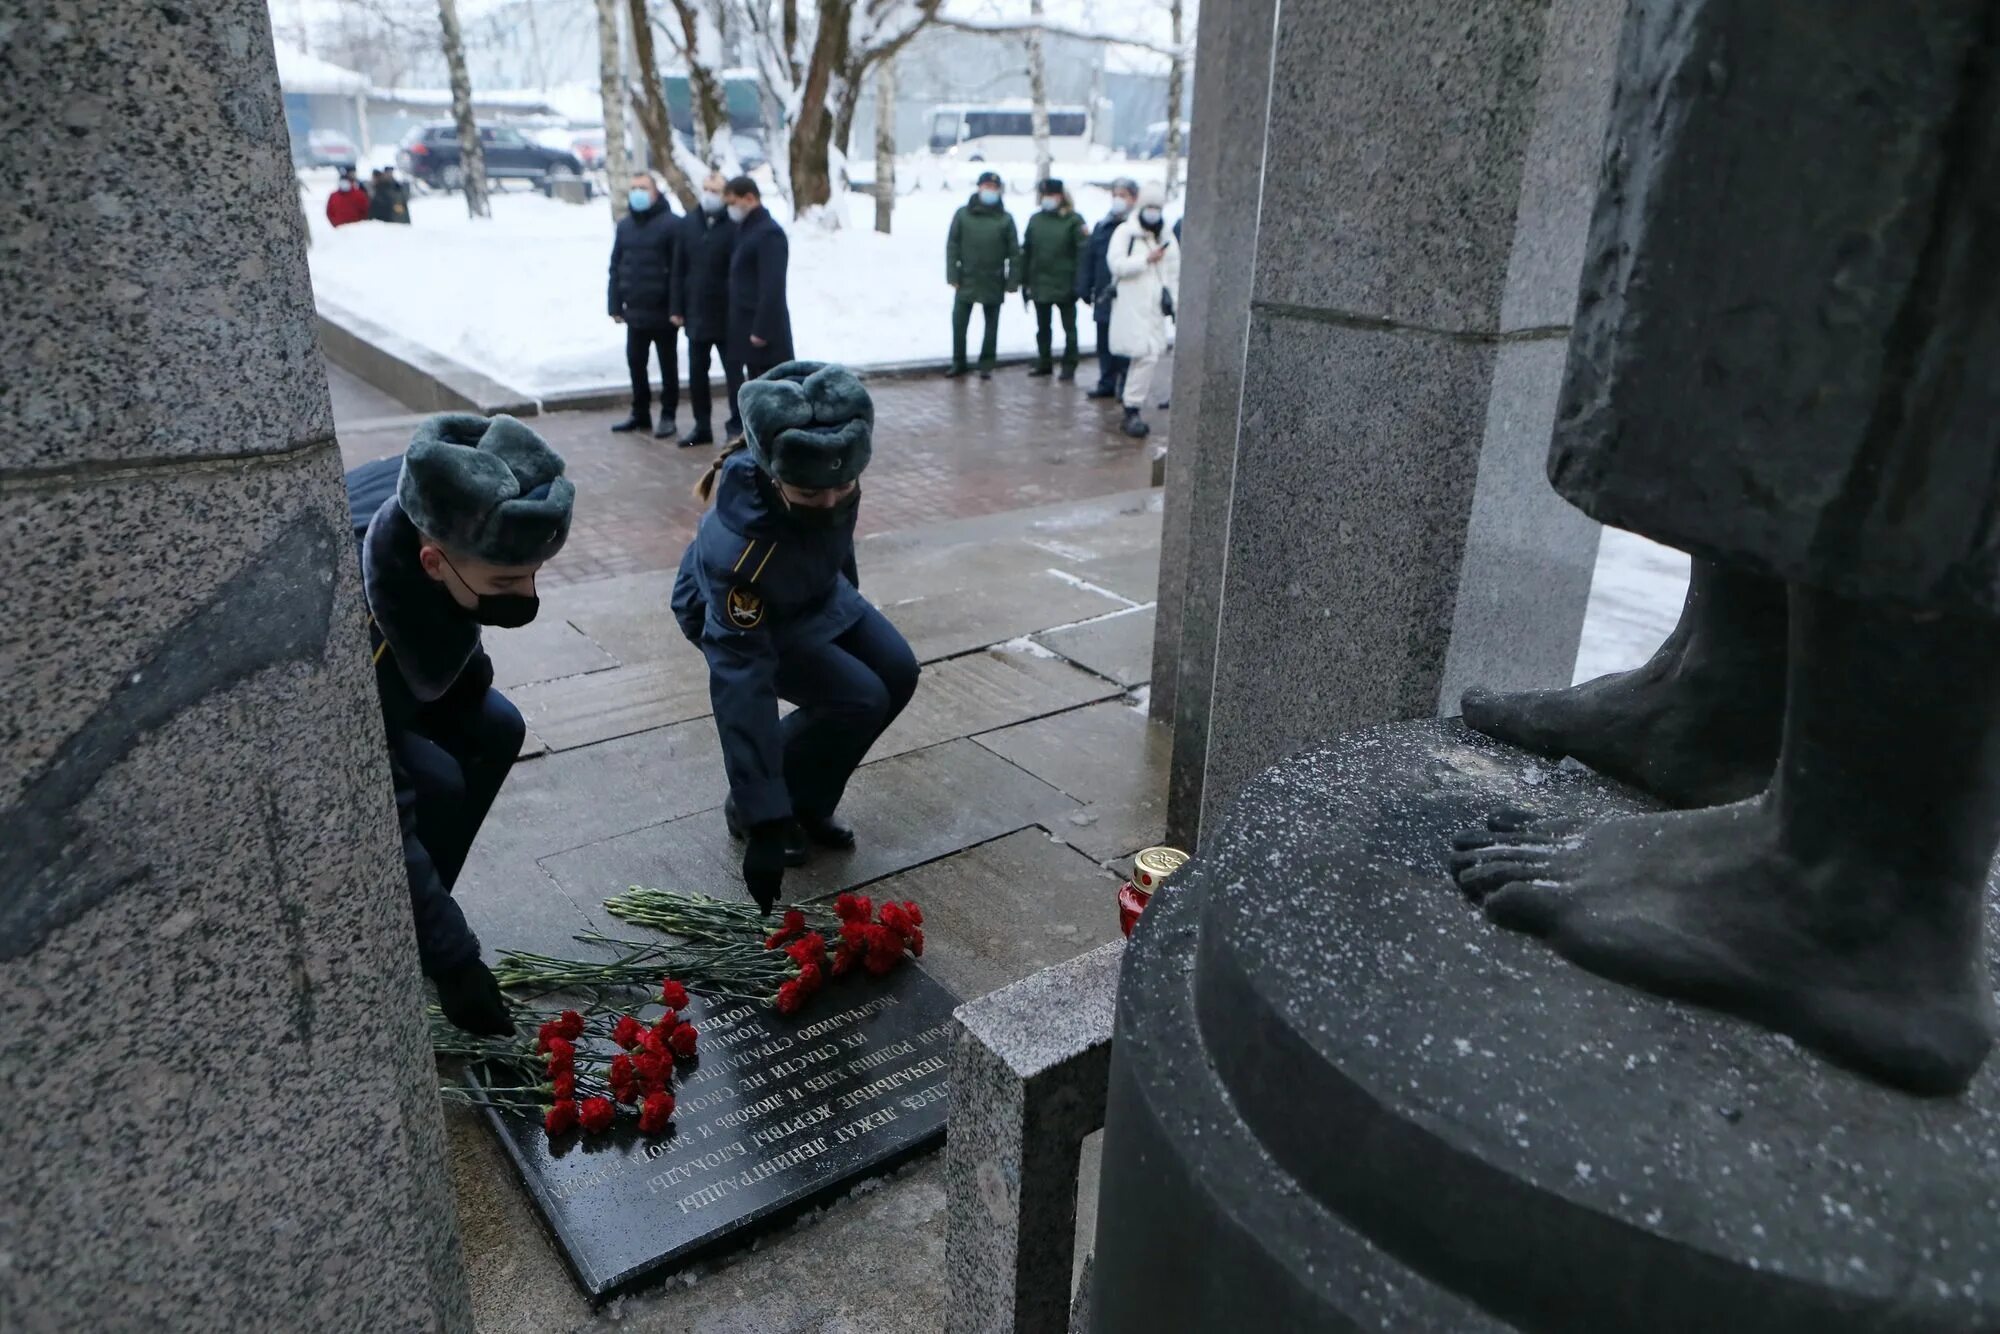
left=303, top=157, right=1177, bottom=396
left=1573, top=528, right=1688, bottom=684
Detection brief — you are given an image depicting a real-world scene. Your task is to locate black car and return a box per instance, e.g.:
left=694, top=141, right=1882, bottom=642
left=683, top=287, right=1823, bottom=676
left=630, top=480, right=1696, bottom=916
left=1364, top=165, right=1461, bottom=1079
left=398, top=123, right=585, bottom=191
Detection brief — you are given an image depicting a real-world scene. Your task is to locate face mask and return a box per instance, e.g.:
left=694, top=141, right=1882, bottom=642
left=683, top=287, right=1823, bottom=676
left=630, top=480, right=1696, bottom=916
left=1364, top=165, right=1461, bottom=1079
left=1141, top=206, right=1164, bottom=226
left=701, top=191, right=724, bottom=214
left=628, top=188, right=653, bottom=213
left=338, top=181, right=353, bottom=192
left=726, top=202, right=749, bottom=223
left=1109, top=198, right=1131, bottom=217
left=438, top=551, right=541, bottom=628
left=780, top=485, right=861, bottom=529
left=1039, top=198, right=1058, bottom=212
left=978, top=189, right=1000, bottom=206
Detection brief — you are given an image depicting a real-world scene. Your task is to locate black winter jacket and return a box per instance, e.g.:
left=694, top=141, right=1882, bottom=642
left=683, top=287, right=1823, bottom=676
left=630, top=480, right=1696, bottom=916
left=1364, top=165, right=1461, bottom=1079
left=672, top=207, right=737, bottom=345
left=727, top=205, right=794, bottom=363
left=608, top=199, right=679, bottom=328
left=1079, top=211, right=1128, bottom=307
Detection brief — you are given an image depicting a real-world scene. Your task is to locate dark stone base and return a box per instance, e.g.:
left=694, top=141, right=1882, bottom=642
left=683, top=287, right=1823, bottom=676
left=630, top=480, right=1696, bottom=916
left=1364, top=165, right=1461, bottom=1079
left=1092, top=720, right=2000, bottom=1332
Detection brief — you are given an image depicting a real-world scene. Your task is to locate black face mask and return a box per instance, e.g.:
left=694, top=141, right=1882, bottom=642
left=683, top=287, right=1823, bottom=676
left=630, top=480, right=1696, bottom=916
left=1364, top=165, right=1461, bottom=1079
left=439, top=552, right=540, bottom=627
left=782, top=485, right=861, bottom=529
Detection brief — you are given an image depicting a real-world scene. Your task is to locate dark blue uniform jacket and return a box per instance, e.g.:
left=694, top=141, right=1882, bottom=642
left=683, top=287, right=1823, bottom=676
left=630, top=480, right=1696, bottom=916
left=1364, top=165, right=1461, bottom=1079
left=1079, top=211, right=1124, bottom=307
left=671, top=452, right=864, bottom=825
left=727, top=205, right=795, bottom=363
left=347, top=455, right=485, bottom=975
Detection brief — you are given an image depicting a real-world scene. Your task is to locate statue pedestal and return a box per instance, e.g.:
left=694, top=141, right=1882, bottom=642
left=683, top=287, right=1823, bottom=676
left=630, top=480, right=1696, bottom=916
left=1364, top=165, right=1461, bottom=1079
left=1091, top=720, right=2000, bottom=1332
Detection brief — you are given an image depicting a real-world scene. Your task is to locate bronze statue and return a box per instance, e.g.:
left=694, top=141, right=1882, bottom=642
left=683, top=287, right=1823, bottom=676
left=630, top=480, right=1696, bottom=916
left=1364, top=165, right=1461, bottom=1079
left=1452, top=0, right=2000, bottom=1095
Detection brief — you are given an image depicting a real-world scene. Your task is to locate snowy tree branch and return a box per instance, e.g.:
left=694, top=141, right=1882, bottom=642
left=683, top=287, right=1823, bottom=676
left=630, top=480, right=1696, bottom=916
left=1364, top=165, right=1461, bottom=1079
left=929, top=15, right=1184, bottom=58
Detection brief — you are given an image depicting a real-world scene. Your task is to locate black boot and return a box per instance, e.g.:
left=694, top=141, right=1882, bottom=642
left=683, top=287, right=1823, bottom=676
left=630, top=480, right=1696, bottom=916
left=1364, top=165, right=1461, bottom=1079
left=1058, top=366, right=1077, bottom=382
left=1122, top=407, right=1151, bottom=438
left=1027, top=364, right=1053, bottom=378
left=943, top=364, right=970, bottom=378
left=610, top=414, right=651, bottom=433
left=653, top=419, right=676, bottom=439
left=678, top=425, right=715, bottom=448
left=1086, top=383, right=1118, bottom=399
left=724, top=796, right=809, bottom=866
left=799, top=813, right=857, bottom=850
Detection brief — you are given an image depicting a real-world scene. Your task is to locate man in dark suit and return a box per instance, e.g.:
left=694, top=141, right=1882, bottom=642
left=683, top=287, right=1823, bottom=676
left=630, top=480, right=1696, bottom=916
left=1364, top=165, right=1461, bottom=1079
left=722, top=175, right=793, bottom=445
left=608, top=171, right=681, bottom=439
left=671, top=170, right=740, bottom=447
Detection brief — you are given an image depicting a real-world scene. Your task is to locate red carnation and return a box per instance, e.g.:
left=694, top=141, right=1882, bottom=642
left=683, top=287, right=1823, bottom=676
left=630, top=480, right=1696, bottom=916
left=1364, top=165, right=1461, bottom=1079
left=610, top=1054, right=636, bottom=1085
left=880, top=902, right=910, bottom=935
left=909, top=926, right=925, bottom=957
left=638, top=1091, right=676, bottom=1135
left=554, top=1009, right=586, bottom=1041
left=544, top=1099, right=579, bottom=1135
left=835, top=892, right=873, bottom=924
left=612, top=1015, right=645, bottom=1050
left=612, top=1078, right=639, bottom=1105
left=832, top=944, right=859, bottom=977
left=668, top=1021, right=699, bottom=1058
left=798, top=960, right=824, bottom=991
left=641, top=1026, right=670, bottom=1058
left=543, top=1037, right=576, bottom=1073
left=863, top=923, right=904, bottom=975
left=902, top=900, right=924, bottom=926
left=578, top=1096, right=616, bottom=1134
left=552, top=1071, right=576, bottom=1102
left=659, top=979, right=690, bottom=1011
left=775, top=979, right=804, bottom=1014
left=635, top=1051, right=670, bottom=1093
left=839, top=920, right=868, bottom=949
left=783, top=908, right=806, bottom=933
left=535, top=1020, right=560, bottom=1053
left=764, top=928, right=789, bottom=950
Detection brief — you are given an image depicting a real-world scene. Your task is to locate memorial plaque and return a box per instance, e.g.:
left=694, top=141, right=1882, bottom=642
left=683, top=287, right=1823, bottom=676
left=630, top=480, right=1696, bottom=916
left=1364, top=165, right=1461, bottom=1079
left=472, top=965, right=958, bottom=1301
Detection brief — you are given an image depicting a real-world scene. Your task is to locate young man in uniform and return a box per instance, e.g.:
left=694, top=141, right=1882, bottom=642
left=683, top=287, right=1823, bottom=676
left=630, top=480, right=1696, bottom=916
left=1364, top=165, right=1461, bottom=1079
left=346, top=414, right=575, bottom=1033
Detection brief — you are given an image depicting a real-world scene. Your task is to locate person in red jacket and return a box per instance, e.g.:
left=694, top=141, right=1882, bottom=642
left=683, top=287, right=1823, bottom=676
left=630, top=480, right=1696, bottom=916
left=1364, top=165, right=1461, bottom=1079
left=326, top=166, right=370, bottom=227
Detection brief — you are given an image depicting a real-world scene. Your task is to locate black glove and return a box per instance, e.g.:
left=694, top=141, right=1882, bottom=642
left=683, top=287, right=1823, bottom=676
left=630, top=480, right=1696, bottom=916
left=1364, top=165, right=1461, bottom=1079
left=743, top=820, right=789, bottom=914
left=435, top=959, right=513, bottom=1036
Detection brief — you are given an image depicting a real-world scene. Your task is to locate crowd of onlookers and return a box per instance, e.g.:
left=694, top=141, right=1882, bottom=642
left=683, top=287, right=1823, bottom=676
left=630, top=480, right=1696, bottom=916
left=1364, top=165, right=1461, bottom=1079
left=946, top=172, right=1180, bottom=438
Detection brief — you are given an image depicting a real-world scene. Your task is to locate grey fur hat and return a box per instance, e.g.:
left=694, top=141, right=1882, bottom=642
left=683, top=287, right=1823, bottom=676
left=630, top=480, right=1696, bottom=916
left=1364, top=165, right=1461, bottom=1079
left=398, top=413, right=574, bottom=565
left=737, top=361, right=873, bottom=490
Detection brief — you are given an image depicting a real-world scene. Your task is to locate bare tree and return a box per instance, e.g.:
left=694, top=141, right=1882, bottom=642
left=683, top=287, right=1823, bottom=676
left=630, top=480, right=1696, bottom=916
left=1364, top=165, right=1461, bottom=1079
left=437, top=0, right=491, bottom=218
left=1024, top=0, right=1051, bottom=186
left=873, top=54, right=896, bottom=233
left=625, top=0, right=701, bottom=208
left=661, top=0, right=743, bottom=175
left=595, top=0, right=636, bottom=218
left=1162, top=0, right=1185, bottom=201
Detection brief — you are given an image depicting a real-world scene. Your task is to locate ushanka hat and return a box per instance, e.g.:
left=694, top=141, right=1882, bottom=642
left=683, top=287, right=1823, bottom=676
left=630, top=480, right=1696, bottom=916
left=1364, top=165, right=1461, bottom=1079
left=398, top=413, right=574, bottom=565
left=737, top=361, right=873, bottom=490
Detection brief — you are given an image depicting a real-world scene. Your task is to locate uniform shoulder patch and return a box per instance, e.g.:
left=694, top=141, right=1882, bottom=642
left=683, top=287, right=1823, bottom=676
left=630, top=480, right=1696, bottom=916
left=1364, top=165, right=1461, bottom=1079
left=725, top=584, right=765, bottom=629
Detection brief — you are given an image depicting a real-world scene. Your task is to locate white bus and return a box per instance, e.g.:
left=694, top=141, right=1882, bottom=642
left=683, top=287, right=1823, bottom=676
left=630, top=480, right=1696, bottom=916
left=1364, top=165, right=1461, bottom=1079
left=927, top=103, right=1092, bottom=161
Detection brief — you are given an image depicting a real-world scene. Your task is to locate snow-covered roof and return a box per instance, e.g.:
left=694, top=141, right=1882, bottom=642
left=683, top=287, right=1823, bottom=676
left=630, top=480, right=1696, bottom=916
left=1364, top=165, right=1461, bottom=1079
left=273, top=41, right=368, bottom=96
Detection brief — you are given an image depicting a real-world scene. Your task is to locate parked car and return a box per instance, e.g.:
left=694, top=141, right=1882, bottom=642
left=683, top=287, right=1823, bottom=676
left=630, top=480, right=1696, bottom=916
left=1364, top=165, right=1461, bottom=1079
left=305, top=128, right=359, bottom=169
left=397, top=123, right=586, bottom=191
left=571, top=128, right=606, bottom=169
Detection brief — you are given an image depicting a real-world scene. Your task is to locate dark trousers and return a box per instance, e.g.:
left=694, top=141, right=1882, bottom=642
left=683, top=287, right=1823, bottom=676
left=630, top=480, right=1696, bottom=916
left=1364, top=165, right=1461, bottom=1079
left=1035, top=299, right=1080, bottom=371
left=729, top=349, right=785, bottom=434
left=393, top=689, right=525, bottom=891
left=952, top=292, right=1001, bottom=372
left=626, top=324, right=679, bottom=423
left=1094, top=310, right=1129, bottom=393
left=772, top=605, right=919, bottom=820
left=689, top=336, right=743, bottom=435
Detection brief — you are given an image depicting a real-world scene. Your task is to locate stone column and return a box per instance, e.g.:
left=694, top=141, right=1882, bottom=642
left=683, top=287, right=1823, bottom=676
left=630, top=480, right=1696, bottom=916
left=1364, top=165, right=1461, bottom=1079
left=0, top=6, right=472, bottom=1330
left=1152, top=0, right=1622, bottom=845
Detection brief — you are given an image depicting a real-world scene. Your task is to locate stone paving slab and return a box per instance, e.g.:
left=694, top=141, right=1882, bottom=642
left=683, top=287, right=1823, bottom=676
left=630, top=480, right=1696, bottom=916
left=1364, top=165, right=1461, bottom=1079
left=1034, top=607, right=1159, bottom=688
left=1058, top=548, right=1163, bottom=607
left=486, top=617, right=620, bottom=691
left=540, top=739, right=1080, bottom=917
left=865, top=829, right=1126, bottom=1005
left=540, top=571, right=682, bottom=666
left=509, top=659, right=713, bottom=752
left=874, top=646, right=1127, bottom=762
left=975, top=700, right=1172, bottom=863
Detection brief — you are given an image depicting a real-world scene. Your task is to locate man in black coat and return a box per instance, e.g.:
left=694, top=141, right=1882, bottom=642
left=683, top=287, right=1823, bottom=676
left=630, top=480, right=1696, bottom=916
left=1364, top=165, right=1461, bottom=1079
left=670, top=170, right=741, bottom=447
left=345, top=414, right=575, bottom=1034
left=608, top=171, right=681, bottom=439
left=722, top=175, right=794, bottom=445
left=1080, top=177, right=1138, bottom=400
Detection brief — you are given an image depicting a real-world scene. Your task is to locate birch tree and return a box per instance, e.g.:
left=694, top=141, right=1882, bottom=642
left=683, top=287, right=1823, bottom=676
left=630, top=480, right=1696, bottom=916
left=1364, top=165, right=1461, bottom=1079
left=660, top=0, right=744, bottom=175
left=1024, top=0, right=1051, bottom=185
left=873, top=55, right=896, bottom=233
left=1162, top=0, right=1185, bottom=201
left=437, top=0, right=490, bottom=218
left=595, top=0, right=636, bottom=218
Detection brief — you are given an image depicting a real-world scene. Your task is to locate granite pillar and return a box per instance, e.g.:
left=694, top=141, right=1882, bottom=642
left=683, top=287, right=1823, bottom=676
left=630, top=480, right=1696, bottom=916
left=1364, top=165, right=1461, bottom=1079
left=1153, top=0, right=1621, bottom=846
left=0, top=5, right=472, bottom=1331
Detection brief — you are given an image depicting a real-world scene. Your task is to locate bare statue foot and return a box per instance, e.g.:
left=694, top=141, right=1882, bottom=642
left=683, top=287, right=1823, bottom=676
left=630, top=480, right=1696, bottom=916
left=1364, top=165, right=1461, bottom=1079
left=1462, top=560, right=1786, bottom=808
left=1449, top=803, right=1995, bottom=1094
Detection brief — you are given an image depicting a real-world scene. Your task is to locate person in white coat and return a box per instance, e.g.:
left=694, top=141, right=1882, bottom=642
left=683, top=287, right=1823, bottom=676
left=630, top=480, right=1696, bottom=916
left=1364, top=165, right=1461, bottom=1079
left=1106, top=181, right=1180, bottom=438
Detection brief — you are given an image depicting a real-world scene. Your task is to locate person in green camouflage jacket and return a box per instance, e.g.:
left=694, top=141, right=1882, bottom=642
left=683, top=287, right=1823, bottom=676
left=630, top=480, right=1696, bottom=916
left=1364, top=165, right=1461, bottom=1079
left=1020, top=177, right=1088, bottom=379
left=945, top=170, right=1020, bottom=378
